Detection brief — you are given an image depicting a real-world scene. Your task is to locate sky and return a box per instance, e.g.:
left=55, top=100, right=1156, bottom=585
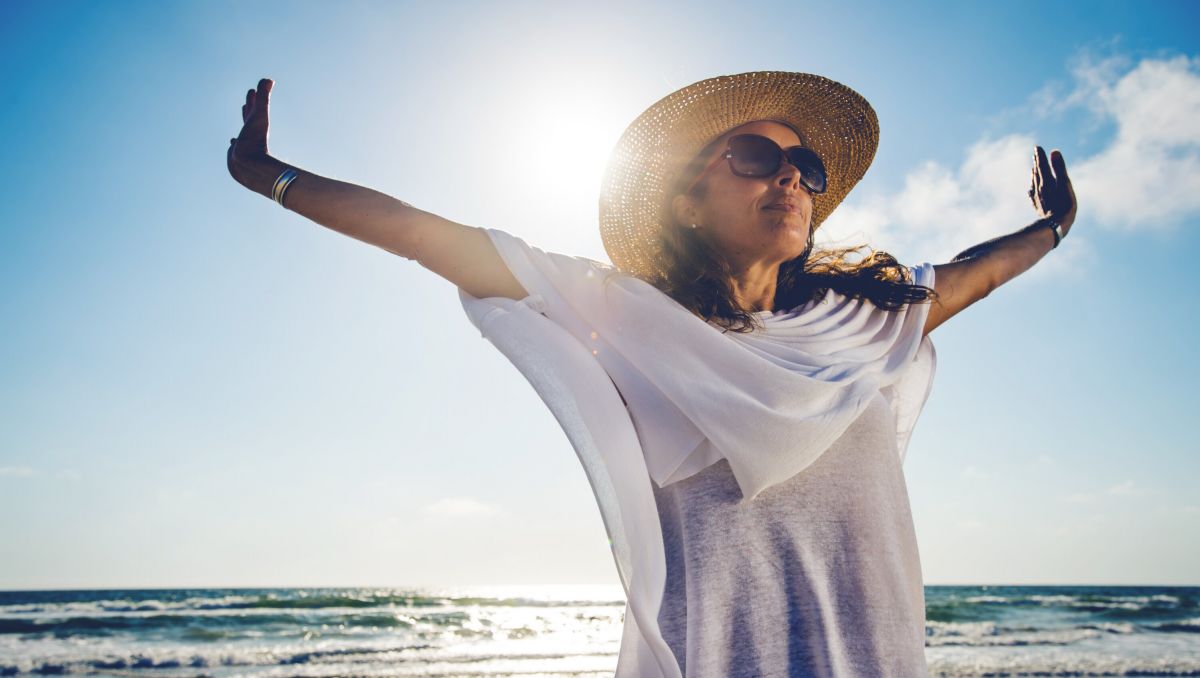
left=1, top=0, right=1198, bottom=591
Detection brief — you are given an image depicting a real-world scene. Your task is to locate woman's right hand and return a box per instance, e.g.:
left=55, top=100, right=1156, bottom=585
left=1029, top=145, right=1077, bottom=235
left=227, top=78, right=275, bottom=190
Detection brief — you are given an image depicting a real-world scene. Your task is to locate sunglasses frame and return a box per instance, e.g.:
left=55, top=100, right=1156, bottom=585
left=681, top=133, right=828, bottom=197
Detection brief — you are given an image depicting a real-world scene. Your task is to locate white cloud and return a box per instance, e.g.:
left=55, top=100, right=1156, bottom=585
left=1049, top=512, right=1110, bottom=536
left=821, top=50, right=1200, bottom=273
left=1064, top=53, right=1200, bottom=231
left=1107, top=480, right=1149, bottom=497
left=419, top=496, right=504, bottom=518
left=0, top=466, right=36, bottom=477
left=821, top=130, right=1097, bottom=279
left=1056, top=480, right=1151, bottom=503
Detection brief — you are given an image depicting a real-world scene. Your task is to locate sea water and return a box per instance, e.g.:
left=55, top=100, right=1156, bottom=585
left=1, top=585, right=1198, bottom=676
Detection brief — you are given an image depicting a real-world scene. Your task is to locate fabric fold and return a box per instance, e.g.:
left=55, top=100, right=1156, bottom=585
left=478, top=227, right=937, bottom=502
left=458, top=290, right=683, bottom=678
left=457, top=227, right=938, bottom=677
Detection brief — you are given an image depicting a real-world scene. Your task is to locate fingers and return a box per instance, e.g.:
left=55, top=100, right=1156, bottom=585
left=1029, top=145, right=1077, bottom=222
left=1035, top=145, right=1055, bottom=189
left=1051, top=150, right=1078, bottom=222
left=1050, top=149, right=1069, bottom=181
left=1032, top=149, right=1043, bottom=196
left=243, top=79, right=273, bottom=120
left=255, top=78, right=272, bottom=113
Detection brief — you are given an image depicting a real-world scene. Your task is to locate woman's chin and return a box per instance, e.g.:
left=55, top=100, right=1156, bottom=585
left=762, top=213, right=811, bottom=237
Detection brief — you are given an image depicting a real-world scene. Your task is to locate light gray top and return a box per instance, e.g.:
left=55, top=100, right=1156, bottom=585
left=653, top=390, right=928, bottom=677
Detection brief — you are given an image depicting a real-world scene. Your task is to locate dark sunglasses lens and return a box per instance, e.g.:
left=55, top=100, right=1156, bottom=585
left=728, top=135, right=781, bottom=176
left=786, top=147, right=827, bottom=193
left=729, top=136, right=827, bottom=193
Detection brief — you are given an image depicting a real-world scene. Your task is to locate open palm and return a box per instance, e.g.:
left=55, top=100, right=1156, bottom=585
left=1030, top=145, right=1077, bottom=233
left=227, top=78, right=274, bottom=180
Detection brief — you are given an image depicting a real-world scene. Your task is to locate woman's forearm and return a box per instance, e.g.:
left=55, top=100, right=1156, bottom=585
left=950, top=218, right=1059, bottom=292
left=234, top=155, right=419, bottom=255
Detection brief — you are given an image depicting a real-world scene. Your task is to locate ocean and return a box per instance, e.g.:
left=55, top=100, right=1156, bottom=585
left=1, top=585, right=1197, bottom=676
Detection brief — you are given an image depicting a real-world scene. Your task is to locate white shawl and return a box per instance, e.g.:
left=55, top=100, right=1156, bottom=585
left=457, top=228, right=937, bottom=678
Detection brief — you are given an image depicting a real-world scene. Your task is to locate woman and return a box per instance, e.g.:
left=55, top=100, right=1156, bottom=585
left=227, top=72, right=1077, bottom=677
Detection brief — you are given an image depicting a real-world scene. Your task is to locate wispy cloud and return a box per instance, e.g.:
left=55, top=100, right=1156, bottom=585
left=419, top=496, right=504, bottom=518
left=0, top=466, right=37, bottom=478
left=1153, top=503, right=1200, bottom=516
left=1107, top=480, right=1149, bottom=497
left=823, top=49, right=1200, bottom=272
left=1057, top=479, right=1151, bottom=503
left=1048, top=512, right=1111, bottom=537
left=1059, top=53, right=1200, bottom=231
left=960, top=465, right=987, bottom=480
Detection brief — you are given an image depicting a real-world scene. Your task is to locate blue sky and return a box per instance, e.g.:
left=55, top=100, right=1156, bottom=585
left=1, top=0, right=1197, bottom=590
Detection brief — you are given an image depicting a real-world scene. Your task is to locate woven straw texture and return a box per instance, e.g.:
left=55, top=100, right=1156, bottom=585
left=598, top=71, right=880, bottom=280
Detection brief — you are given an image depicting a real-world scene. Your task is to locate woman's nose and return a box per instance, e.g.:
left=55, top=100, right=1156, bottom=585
left=776, top=163, right=811, bottom=194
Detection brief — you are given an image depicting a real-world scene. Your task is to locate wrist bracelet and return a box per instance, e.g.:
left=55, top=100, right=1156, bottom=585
left=272, top=168, right=300, bottom=207
left=1045, top=217, right=1065, bottom=249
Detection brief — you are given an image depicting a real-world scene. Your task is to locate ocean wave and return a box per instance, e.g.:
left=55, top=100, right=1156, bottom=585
left=0, top=611, right=426, bottom=637
left=925, top=587, right=1197, bottom=625
left=927, top=656, right=1200, bottom=677
left=0, top=589, right=626, bottom=618
left=925, top=620, right=1138, bottom=647
left=1154, top=617, right=1200, bottom=633
left=0, top=642, right=617, bottom=677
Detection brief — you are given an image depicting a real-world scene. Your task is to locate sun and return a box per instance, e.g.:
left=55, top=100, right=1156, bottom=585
left=495, top=84, right=630, bottom=217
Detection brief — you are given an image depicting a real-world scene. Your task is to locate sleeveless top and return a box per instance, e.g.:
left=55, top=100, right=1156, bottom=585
left=653, top=393, right=928, bottom=676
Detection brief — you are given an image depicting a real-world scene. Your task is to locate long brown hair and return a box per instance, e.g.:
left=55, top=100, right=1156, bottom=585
left=636, top=131, right=939, bottom=334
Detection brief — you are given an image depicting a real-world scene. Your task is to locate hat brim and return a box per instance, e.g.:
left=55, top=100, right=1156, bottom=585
left=598, top=71, right=880, bottom=280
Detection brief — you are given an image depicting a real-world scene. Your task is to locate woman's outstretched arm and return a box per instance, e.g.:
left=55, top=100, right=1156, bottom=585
left=922, top=145, right=1078, bottom=337
left=226, top=78, right=528, bottom=302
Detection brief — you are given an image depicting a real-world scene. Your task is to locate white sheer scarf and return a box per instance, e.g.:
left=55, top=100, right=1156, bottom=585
left=457, top=227, right=937, bottom=677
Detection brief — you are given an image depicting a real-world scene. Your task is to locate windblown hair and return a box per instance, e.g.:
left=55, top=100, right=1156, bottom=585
left=638, top=133, right=939, bottom=334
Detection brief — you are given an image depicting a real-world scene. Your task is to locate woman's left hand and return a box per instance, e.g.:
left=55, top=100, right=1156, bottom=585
left=1029, top=145, right=1077, bottom=234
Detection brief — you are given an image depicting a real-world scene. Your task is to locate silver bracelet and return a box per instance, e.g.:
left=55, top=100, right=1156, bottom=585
left=1045, top=217, right=1065, bottom=249
left=272, top=168, right=300, bottom=207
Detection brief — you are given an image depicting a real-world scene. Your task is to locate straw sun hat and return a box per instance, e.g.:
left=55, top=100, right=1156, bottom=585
left=598, top=71, right=880, bottom=281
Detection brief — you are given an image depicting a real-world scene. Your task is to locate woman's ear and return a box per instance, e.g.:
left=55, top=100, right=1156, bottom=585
left=671, top=193, right=698, bottom=229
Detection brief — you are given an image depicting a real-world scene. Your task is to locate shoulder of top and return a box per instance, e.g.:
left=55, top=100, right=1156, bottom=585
left=578, top=257, right=626, bottom=278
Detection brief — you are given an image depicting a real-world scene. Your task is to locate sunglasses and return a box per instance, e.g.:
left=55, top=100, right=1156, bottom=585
left=682, top=134, right=828, bottom=196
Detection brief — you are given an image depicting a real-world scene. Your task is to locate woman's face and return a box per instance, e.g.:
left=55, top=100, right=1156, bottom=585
left=671, top=120, right=815, bottom=272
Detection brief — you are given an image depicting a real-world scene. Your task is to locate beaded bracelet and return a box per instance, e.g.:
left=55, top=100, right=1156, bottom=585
left=272, top=168, right=299, bottom=207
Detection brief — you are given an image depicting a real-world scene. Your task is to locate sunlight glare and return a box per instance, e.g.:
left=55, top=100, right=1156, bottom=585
left=494, top=81, right=629, bottom=219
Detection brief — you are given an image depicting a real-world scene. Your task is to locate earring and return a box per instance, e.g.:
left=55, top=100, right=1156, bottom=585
left=689, top=223, right=699, bottom=229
